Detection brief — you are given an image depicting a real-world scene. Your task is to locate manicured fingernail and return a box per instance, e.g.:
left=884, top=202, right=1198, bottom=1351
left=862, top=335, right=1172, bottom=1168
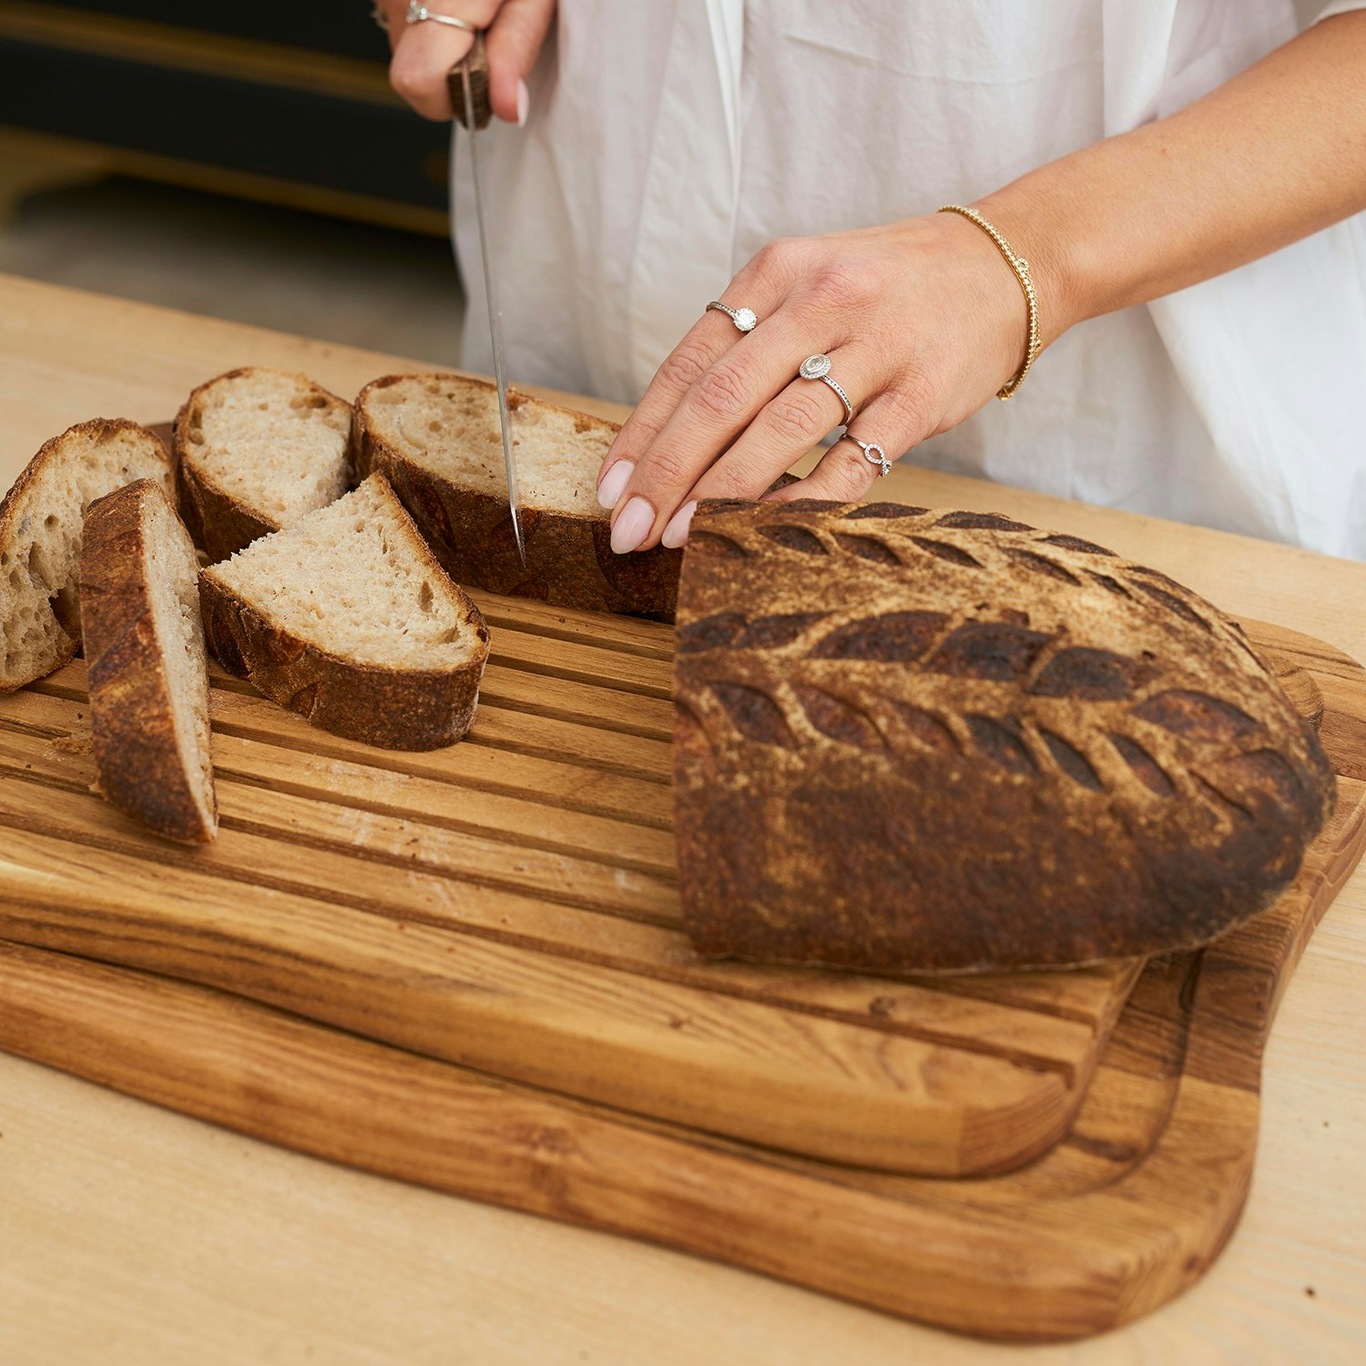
left=661, top=500, right=697, bottom=549
left=611, top=496, right=655, bottom=554
left=596, top=459, right=634, bottom=508
left=516, top=79, right=529, bottom=127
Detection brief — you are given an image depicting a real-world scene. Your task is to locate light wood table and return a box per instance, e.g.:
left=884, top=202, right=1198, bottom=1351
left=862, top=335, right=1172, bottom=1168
left=1, top=274, right=1363, bottom=1365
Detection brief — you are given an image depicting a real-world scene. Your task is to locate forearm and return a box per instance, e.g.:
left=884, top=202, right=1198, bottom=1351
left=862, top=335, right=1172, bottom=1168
left=975, top=12, right=1366, bottom=346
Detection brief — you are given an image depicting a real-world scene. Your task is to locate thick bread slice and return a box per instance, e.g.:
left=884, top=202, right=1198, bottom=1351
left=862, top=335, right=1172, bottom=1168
left=174, top=366, right=353, bottom=562
left=672, top=499, right=1337, bottom=973
left=200, top=473, right=489, bottom=750
left=0, top=418, right=174, bottom=693
left=351, top=373, right=681, bottom=620
left=80, top=480, right=217, bottom=844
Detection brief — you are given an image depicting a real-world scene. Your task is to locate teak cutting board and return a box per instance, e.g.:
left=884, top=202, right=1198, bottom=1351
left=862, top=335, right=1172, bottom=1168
left=0, top=624, right=1361, bottom=1341
left=0, top=588, right=1157, bottom=1176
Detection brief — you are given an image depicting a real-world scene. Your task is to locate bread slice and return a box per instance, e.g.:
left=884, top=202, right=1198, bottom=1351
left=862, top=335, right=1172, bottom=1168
left=0, top=418, right=174, bottom=693
left=351, top=373, right=681, bottom=620
left=174, top=366, right=353, bottom=562
left=80, top=480, right=217, bottom=844
left=673, top=498, right=1336, bottom=973
left=199, top=473, right=489, bottom=750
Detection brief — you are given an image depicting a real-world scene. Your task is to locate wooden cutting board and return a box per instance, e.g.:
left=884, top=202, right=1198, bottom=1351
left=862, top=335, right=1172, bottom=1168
left=0, top=605, right=1339, bottom=1181
left=0, top=587, right=1145, bottom=1176
left=0, top=624, right=1361, bottom=1341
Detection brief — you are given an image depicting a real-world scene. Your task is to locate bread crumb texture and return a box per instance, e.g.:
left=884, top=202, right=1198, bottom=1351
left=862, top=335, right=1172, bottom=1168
left=0, top=420, right=172, bottom=690
left=205, top=475, right=482, bottom=669
left=181, top=367, right=351, bottom=525
left=362, top=374, right=612, bottom=509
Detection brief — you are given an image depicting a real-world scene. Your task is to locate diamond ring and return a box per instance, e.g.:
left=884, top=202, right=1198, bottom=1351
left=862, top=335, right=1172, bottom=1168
left=798, top=354, right=854, bottom=425
left=843, top=433, right=893, bottom=478
left=705, top=301, right=758, bottom=333
left=403, top=1, right=476, bottom=31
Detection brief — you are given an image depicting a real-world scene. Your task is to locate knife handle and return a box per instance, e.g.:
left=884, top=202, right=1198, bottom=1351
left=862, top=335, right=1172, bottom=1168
left=447, top=31, right=493, bottom=131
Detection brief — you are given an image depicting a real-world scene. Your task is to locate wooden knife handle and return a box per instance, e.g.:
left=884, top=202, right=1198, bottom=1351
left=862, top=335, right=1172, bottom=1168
left=448, top=31, right=493, bottom=131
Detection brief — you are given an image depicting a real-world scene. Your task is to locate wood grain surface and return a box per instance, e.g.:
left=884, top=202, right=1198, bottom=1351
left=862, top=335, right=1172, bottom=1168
left=0, top=624, right=1360, bottom=1341
left=0, top=586, right=1142, bottom=1177
left=3, top=275, right=1364, bottom=1364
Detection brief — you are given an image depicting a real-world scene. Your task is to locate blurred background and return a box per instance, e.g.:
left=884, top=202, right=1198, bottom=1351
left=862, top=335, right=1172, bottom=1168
left=0, top=0, right=465, bottom=363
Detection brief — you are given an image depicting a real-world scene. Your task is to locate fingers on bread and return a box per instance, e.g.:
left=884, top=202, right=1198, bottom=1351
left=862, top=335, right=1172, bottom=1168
left=672, top=499, right=1337, bottom=972
left=80, top=479, right=218, bottom=844
left=199, top=473, right=490, bottom=750
left=351, top=373, right=682, bottom=620
left=0, top=419, right=174, bottom=693
left=174, top=366, right=352, bottom=563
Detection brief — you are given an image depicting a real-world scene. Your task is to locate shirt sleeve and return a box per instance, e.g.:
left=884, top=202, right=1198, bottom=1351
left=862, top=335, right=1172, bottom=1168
left=1310, top=1, right=1366, bottom=22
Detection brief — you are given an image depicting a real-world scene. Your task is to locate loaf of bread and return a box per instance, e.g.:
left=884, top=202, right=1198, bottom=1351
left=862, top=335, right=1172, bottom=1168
left=351, top=373, right=681, bottom=620
left=200, top=473, right=489, bottom=750
left=174, top=366, right=352, bottom=562
left=672, top=499, right=1336, bottom=972
left=80, top=480, right=217, bottom=844
left=0, top=419, right=174, bottom=693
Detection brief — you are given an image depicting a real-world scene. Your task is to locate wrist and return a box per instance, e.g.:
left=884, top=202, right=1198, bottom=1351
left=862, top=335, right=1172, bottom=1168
left=970, top=179, right=1087, bottom=349
left=937, top=205, right=1041, bottom=398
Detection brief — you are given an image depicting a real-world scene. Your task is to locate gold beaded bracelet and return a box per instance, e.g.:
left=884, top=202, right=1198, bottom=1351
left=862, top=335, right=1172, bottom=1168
left=938, top=204, right=1040, bottom=400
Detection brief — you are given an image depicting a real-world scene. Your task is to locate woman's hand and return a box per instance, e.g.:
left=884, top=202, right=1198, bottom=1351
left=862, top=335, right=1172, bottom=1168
left=596, top=211, right=1043, bottom=553
left=378, top=0, right=556, bottom=124
left=594, top=6, right=1366, bottom=557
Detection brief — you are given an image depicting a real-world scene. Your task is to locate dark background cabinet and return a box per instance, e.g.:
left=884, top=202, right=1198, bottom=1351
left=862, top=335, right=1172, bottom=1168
left=0, top=0, right=452, bottom=233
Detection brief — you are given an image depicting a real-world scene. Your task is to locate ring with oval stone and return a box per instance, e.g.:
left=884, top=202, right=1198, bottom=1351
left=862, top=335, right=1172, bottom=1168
left=705, top=301, right=759, bottom=333
left=797, top=353, right=854, bottom=425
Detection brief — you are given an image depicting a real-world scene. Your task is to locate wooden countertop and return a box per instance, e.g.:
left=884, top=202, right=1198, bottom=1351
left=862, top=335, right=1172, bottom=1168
left=1, top=273, right=1362, bottom=1364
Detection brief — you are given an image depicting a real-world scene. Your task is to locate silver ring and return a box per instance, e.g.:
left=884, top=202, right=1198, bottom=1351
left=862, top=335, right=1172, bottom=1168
left=405, top=1, right=476, bottom=31
left=705, top=301, right=758, bottom=333
left=798, top=354, right=854, bottom=425
left=843, top=434, right=893, bottom=478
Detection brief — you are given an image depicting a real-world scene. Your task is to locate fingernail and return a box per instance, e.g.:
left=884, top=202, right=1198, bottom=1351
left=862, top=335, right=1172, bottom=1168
left=611, top=496, right=655, bottom=554
left=660, top=500, right=697, bottom=549
left=516, top=79, right=530, bottom=127
left=596, top=459, right=634, bottom=508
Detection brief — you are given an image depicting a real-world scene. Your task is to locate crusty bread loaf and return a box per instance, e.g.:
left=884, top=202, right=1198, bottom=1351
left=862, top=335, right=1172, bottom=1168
left=672, top=499, right=1337, bottom=973
left=0, top=419, right=174, bottom=693
left=200, top=473, right=489, bottom=750
left=174, top=366, right=353, bottom=562
left=80, top=480, right=217, bottom=844
left=351, top=373, right=681, bottom=620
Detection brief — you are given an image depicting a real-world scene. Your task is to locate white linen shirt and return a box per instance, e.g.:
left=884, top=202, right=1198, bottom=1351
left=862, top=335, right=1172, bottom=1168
left=452, top=0, right=1366, bottom=558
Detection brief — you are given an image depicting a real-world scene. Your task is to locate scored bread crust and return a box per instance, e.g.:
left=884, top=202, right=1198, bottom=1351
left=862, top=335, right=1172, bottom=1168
left=672, top=499, right=1338, bottom=973
left=0, top=418, right=174, bottom=692
left=80, top=479, right=217, bottom=844
left=198, top=478, right=491, bottom=751
left=351, top=374, right=682, bottom=621
left=173, top=367, right=353, bottom=563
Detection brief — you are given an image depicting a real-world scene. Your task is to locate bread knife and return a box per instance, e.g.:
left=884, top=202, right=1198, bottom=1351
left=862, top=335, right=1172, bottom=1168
left=449, top=35, right=526, bottom=566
